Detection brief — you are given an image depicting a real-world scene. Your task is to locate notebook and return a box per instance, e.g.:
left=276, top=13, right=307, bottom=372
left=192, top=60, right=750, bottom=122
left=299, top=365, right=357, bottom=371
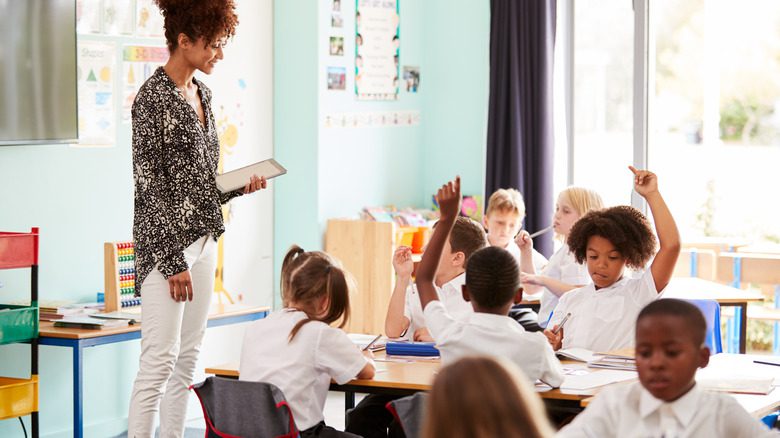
left=215, top=158, right=286, bottom=193
left=557, top=348, right=602, bottom=363
left=348, top=333, right=386, bottom=352
left=54, top=316, right=129, bottom=330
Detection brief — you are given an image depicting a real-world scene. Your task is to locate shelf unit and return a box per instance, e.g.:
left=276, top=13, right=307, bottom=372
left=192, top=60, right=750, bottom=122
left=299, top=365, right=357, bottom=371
left=0, top=228, right=40, bottom=437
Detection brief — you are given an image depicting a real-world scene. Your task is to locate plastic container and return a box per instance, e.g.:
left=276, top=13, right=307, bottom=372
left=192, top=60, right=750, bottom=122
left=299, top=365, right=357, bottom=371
left=0, top=305, right=38, bottom=344
left=0, top=375, right=38, bottom=420
left=396, top=226, right=417, bottom=248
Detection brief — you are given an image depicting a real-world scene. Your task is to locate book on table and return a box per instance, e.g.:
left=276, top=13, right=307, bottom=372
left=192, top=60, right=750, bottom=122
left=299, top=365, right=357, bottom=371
left=53, top=316, right=129, bottom=330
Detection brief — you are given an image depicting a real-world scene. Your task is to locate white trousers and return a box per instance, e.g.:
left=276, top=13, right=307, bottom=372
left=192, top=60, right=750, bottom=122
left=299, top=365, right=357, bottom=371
left=128, top=235, right=216, bottom=438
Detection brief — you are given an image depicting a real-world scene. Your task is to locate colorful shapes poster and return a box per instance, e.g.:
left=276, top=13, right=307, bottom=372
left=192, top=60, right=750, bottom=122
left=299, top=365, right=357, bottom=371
left=355, top=0, right=400, bottom=100
left=121, top=45, right=169, bottom=123
left=77, top=41, right=116, bottom=146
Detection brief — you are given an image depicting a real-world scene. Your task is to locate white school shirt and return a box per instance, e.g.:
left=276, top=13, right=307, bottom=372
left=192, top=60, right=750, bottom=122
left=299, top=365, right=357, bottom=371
left=502, top=238, right=549, bottom=272
left=537, top=244, right=591, bottom=327
left=424, top=300, right=564, bottom=387
left=557, top=382, right=779, bottom=438
left=549, top=268, right=661, bottom=352
left=239, top=309, right=369, bottom=431
left=402, top=273, right=471, bottom=340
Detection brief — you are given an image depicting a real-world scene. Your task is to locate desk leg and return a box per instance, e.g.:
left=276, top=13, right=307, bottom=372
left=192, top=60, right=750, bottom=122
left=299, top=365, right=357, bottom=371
left=73, top=345, right=84, bottom=438
left=738, top=303, right=747, bottom=354
left=344, top=391, right=355, bottom=411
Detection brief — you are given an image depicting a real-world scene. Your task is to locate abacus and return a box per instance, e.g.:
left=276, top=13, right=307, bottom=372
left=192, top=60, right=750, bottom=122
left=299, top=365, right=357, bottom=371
left=104, top=241, right=140, bottom=312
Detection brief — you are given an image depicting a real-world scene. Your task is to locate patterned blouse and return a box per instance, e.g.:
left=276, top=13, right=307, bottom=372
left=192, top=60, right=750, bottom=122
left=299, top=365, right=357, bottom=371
left=132, top=67, right=242, bottom=295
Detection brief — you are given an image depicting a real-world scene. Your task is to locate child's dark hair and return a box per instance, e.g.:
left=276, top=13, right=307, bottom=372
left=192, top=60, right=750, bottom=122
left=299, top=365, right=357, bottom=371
left=449, top=217, right=488, bottom=267
left=280, top=245, right=351, bottom=341
left=567, top=205, right=657, bottom=269
left=637, top=299, right=707, bottom=346
left=154, top=0, right=239, bottom=52
left=465, top=247, right=519, bottom=310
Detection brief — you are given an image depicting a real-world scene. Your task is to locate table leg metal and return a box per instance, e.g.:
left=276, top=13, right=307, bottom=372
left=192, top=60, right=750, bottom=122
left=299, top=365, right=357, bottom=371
left=344, top=391, right=355, bottom=411
left=738, top=303, right=747, bottom=354
left=74, top=345, right=84, bottom=438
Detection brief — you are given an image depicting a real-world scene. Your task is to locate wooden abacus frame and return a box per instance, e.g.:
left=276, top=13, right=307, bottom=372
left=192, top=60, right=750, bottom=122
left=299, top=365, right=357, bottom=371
left=103, top=242, right=139, bottom=313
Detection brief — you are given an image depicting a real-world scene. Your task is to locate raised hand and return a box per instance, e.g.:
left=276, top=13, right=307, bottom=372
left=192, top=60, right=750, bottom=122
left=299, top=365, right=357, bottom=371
left=515, top=230, right=533, bottom=253
left=435, top=177, right=461, bottom=222
left=628, top=166, right=658, bottom=198
left=392, top=246, right=414, bottom=279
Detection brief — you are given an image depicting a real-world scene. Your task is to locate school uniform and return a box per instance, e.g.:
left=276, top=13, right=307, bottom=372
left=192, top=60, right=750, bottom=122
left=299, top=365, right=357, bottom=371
left=401, top=272, right=471, bottom=339
left=536, top=244, right=591, bottom=327
left=549, top=268, right=661, bottom=352
left=503, top=240, right=549, bottom=332
left=502, top=238, right=549, bottom=272
left=557, top=382, right=779, bottom=437
left=424, top=300, right=564, bottom=387
left=240, top=309, right=369, bottom=435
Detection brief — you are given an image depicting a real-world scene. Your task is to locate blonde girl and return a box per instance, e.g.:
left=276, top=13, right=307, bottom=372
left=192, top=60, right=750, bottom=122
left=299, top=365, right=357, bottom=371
left=516, top=187, right=604, bottom=327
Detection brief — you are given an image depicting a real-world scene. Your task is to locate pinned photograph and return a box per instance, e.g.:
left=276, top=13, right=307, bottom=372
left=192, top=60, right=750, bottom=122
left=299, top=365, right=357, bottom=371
left=327, top=67, right=346, bottom=90
left=329, top=36, right=344, bottom=56
left=331, top=13, right=343, bottom=28
left=403, top=66, right=420, bottom=93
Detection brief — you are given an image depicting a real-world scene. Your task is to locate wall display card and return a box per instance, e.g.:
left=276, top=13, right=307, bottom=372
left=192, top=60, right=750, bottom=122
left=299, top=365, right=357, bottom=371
left=76, top=41, right=116, bottom=147
left=135, top=0, right=165, bottom=37
left=121, top=46, right=169, bottom=123
left=76, top=0, right=102, bottom=34
left=103, top=0, right=135, bottom=35
left=327, top=67, right=347, bottom=90
left=355, top=0, right=400, bottom=100
left=329, top=36, right=344, bottom=56
left=403, top=66, right=419, bottom=93
left=324, top=110, right=419, bottom=128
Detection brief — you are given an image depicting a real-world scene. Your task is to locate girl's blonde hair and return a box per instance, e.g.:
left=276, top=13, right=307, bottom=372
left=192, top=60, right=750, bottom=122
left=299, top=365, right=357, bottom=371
left=280, top=245, right=352, bottom=341
left=422, top=356, right=554, bottom=438
left=559, top=186, right=604, bottom=217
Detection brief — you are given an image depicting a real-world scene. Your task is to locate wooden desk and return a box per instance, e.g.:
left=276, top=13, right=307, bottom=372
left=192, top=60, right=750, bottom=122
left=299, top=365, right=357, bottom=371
left=38, top=304, right=269, bottom=438
left=664, top=277, right=764, bottom=353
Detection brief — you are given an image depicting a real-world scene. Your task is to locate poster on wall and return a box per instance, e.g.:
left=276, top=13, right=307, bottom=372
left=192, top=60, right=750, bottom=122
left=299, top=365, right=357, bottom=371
left=355, top=0, right=399, bottom=100
left=135, top=0, right=165, bottom=37
left=76, top=41, right=116, bottom=147
left=121, top=45, right=169, bottom=123
left=102, top=0, right=135, bottom=35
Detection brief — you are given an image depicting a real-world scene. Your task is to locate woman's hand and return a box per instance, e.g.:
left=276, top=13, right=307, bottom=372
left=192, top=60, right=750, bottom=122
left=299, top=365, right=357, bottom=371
left=168, top=270, right=193, bottom=302
left=243, top=174, right=267, bottom=194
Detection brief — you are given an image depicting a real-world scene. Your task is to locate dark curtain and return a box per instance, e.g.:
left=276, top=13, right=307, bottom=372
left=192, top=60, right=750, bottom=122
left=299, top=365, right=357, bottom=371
left=485, top=0, right=557, bottom=257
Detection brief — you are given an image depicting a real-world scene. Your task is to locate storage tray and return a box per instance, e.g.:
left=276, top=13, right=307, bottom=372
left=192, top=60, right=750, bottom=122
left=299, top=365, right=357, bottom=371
left=0, top=231, right=38, bottom=269
left=0, top=375, right=38, bottom=420
left=0, top=305, right=38, bottom=344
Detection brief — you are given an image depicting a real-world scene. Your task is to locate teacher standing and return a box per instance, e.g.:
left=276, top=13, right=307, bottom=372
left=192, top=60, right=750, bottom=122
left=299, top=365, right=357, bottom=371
left=128, top=1, right=265, bottom=437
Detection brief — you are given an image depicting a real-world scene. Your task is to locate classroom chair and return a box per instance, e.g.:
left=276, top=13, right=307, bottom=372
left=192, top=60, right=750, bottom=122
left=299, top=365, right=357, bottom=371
left=681, top=299, right=723, bottom=354
left=386, top=392, right=427, bottom=438
left=190, top=376, right=299, bottom=438
left=761, top=412, right=779, bottom=429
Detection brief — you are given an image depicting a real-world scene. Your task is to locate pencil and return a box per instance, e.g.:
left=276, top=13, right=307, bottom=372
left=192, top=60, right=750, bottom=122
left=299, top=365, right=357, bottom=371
left=529, top=226, right=553, bottom=239
left=362, top=334, right=382, bottom=351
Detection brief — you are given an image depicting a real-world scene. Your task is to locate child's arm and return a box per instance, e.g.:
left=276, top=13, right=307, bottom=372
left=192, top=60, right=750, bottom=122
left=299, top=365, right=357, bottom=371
left=629, top=166, right=681, bottom=292
left=521, top=273, right=582, bottom=297
left=416, top=177, right=461, bottom=311
left=515, top=231, right=539, bottom=292
left=384, top=246, right=414, bottom=337
left=356, top=351, right=376, bottom=379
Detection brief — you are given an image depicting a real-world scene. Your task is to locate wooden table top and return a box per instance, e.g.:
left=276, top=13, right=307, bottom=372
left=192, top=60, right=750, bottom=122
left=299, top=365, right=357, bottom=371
left=664, top=277, right=764, bottom=304
left=39, top=304, right=269, bottom=339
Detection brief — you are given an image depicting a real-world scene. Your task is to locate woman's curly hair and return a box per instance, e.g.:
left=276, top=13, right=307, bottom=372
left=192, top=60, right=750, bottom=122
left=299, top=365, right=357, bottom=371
left=567, top=205, right=657, bottom=270
left=154, top=0, right=238, bottom=51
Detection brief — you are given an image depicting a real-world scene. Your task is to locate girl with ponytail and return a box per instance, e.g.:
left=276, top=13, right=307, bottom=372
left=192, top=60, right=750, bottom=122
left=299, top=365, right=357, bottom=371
left=240, top=246, right=375, bottom=437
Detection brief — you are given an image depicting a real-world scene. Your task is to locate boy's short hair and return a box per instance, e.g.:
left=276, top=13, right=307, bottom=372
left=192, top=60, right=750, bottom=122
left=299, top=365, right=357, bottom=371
left=485, top=188, right=526, bottom=218
left=465, top=246, right=519, bottom=310
left=567, top=205, right=657, bottom=270
left=449, top=217, right=488, bottom=266
left=637, top=299, right=707, bottom=346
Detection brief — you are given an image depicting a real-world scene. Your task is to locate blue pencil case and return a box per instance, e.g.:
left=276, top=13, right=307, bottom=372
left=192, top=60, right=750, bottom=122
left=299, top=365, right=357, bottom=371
left=385, top=341, right=440, bottom=357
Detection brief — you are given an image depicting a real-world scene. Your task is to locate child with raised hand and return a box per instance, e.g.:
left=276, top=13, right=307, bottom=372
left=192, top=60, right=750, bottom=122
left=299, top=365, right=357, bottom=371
left=239, top=245, right=373, bottom=438
left=423, top=356, right=554, bottom=438
left=558, top=299, right=779, bottom=437
left=545, top=167, right=681, bottom=352
left=415, top=177, right=563, bottom=386
left=515, top=187, right=604, bottom=328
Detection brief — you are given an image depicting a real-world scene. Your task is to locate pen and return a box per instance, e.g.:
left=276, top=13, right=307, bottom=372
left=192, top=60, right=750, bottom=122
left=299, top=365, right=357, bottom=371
left=362, top=334, right=382, bottom=351
left=529, top=226, right=553, bottom=239
left=552, top=313, right=571, bottom=335
left=753, top=360, right=780, bottom=367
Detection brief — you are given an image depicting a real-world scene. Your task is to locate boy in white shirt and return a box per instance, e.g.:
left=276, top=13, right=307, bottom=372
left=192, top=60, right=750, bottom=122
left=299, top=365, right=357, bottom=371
left=558, top=298, right=779, bottom=438
left=384, top=216, right=487, bottom=342
left=417, top=177, right=564, bottom=387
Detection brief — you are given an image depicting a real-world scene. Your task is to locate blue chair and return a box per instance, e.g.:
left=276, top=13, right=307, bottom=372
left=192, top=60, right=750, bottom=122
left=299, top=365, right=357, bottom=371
left=761, top=412, right=779, bottom=429
left=681, top=299, right=723, bottom=354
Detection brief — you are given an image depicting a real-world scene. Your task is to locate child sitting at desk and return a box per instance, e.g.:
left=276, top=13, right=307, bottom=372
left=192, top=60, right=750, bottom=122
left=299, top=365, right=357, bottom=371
left=384, top=217, right=487, bottom=342
left=239, top=246, right=374, bottom=438
left=545, top=167, right=680, bottom=353
left=423, top=356, right=554, bottom=438
left=557, top=299, right=778, bottom=437
left=515, top=186, right=603, bottom=328
left=416, top=176, right=563, bottom=386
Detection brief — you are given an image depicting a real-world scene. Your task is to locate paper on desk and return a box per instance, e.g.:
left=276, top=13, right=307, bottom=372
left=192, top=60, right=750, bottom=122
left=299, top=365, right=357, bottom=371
left=560, top=369, right=636, bottom=390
